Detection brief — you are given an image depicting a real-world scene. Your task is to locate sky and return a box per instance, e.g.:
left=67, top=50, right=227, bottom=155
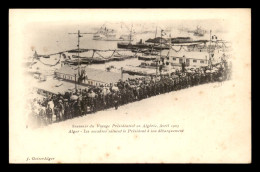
left=11, top=9, right=241, bottom=57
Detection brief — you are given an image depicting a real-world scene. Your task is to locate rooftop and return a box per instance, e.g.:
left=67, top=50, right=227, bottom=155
left=161, top=49, right=209, bottom=60
left=55, top=65, right=140, bottom=84
left=55, top=65, right=79, bottom=76
left=34, top=77, right=88, bottom=94
left=84, top=67, right=122, bottom=83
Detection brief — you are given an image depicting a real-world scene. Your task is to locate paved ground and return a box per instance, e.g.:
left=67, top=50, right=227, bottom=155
left=10, top=80, right=251, bottom=163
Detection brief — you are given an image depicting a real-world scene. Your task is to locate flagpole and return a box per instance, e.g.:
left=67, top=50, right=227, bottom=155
left=78, top=30, right=80, bottom=75
left=209, top=30, right=212, bottom=69
left=68, top=29, right=93, bottom=88
left=155, top=26, right=158, bottom=78
left=129, top=24, right=133, bottom=44
left=160, top=29, right=162, bottom=78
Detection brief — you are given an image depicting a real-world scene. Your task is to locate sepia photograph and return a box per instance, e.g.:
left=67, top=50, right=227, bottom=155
left=9, top=9, right=251, bottom=163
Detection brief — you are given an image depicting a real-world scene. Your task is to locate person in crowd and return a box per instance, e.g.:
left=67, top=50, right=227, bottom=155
left=30, top=60, right=231, bottom=127
left=113, top=91, right=120, bottom=110
left=57, top=100, right=64, bottom=121
left=63, top=99, right=70, bottom=120
left=46, top=104, right=53, bottom=124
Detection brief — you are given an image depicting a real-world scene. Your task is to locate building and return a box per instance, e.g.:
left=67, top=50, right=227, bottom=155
left=34, top=78, right=87, bottom=97
left=161, top=50, right=209, bottom=67
left=54, top=65, right=125, bottom=87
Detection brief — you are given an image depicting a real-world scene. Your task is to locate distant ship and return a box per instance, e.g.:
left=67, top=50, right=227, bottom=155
left=93, top=27, right=120, bottom=41
left=119, top=34, right=133, bottom=41
left=117, top=39, right=149, bottom=49
left=93, top=25, right=133, bottom=41
left=188, top=26, right=207, bottom=37
left=118, top=37, right=208, bottom=50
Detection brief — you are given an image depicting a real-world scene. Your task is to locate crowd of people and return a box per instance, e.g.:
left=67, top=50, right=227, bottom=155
left=27, top=60, right=231, bottom=128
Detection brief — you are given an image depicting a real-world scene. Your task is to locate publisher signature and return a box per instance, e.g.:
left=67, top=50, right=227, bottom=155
left=26, top=157, right=55, bottom=161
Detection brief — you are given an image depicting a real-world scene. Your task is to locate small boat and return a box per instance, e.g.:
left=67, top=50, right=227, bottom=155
left=143, top=49, right=159, bottom=55
left=42, top=55, right=51, bottom=58
left=113, top=54, right=122, bottom=57
left=71, top=55, right=106, bottom=64
left=117, top=39, right=151, bottom=49
left=138, top=55, right=158, bottom=61
left=68, top=49, right=88, bottom=53
left=131, top=49, right=141, bottom=53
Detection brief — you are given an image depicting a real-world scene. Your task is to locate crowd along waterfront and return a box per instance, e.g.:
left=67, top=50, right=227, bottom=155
left=24, top=26, right=232, bottom=128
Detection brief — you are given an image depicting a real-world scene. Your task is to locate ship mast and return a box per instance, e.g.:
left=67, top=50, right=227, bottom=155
left=155, top=26, right=157, bottom=38
left=69, top=30, right=93, bottom=89
left=209, top=30, right=212, bottom=69
left=129, top=24, right=133, bottom=44
left=160, top=29, right=162, bottom=77
left=69, top=30, right=82, bottom=74
left=156, top=29, right=163, bottom=78
left=168, top=33, right=171, bottom=59
left=155, top=26, right=158, bottom=77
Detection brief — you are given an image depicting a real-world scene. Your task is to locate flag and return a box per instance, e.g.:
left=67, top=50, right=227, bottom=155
left=79, top=34, right=83, bottom=37
left=212, top=35, right=218, bottom=40
left=161, top=30, right=167, bottom=36
left=34, top=51, right=38, bottom=58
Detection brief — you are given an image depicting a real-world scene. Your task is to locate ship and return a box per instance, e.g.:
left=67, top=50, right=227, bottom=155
left=119, top=34, right=133, bottom=41
left=93, top=26, right=123, bottom=41
left=171, top=37, right=193, bottom=43
left=138, top=48, right=160, bottom=61
left=188, top=26, right=207, bottom=37
left=117, top=24, right=138, bottom=48
left=67, top=55, right=106, bottom=64
left=117, top=39, right=150, bottom=49
left=138, top=54, right=159, bottom=61
left=119, top=37, right=206, bottom=51
left=93, top=23, right=134, bottom=41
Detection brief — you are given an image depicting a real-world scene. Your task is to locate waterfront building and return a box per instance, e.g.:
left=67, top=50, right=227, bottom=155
left=54, top=65, right=124, bottom=87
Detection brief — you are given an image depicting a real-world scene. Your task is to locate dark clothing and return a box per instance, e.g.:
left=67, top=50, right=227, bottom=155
left=46, top=108, right=52, bottom=124
left=32, top=61, right=231, bottom=128
left=113, top=94, right=120, bottom=110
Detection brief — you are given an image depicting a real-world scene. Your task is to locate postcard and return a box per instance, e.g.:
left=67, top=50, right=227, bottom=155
left=9, top=9, right=251, bottom=163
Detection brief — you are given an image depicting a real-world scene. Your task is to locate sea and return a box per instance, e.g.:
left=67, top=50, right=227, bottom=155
left=24, top=28, right=230, bottom=78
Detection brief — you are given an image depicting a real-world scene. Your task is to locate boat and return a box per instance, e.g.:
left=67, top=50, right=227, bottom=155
left=138, top=55, right=158, bottom=61
left=139, top=61, right=157, bottom=68
left=93, top=33, right=106, bottom=40
left=119, top=34, right=133, bottom=41
left=189, top=26, right=207, bottom=37
left=66, top=56, right=106, bottom=65
left=117, top=25, right=150, bottom=49
left=153, top=44, right=170, bottom=50
left=93, top=26, right=123, bottom=41
left=143, top=49, right=159, bottom=55
left=145, top=37, right=168, bottom=44
left=67, top=49, right=89, bottom=53
left=117, top=39, right=153, bottom=49
left=171, top=37, right=193, bottom=43
left=131, top=48, right=142, bottom=53
left=72, top=55, right=88, bottom=59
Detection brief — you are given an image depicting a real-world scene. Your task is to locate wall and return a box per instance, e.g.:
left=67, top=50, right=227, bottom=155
left=56, top=72, right=106, bottom=87
left=164, top=56, right=208, bottom=67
